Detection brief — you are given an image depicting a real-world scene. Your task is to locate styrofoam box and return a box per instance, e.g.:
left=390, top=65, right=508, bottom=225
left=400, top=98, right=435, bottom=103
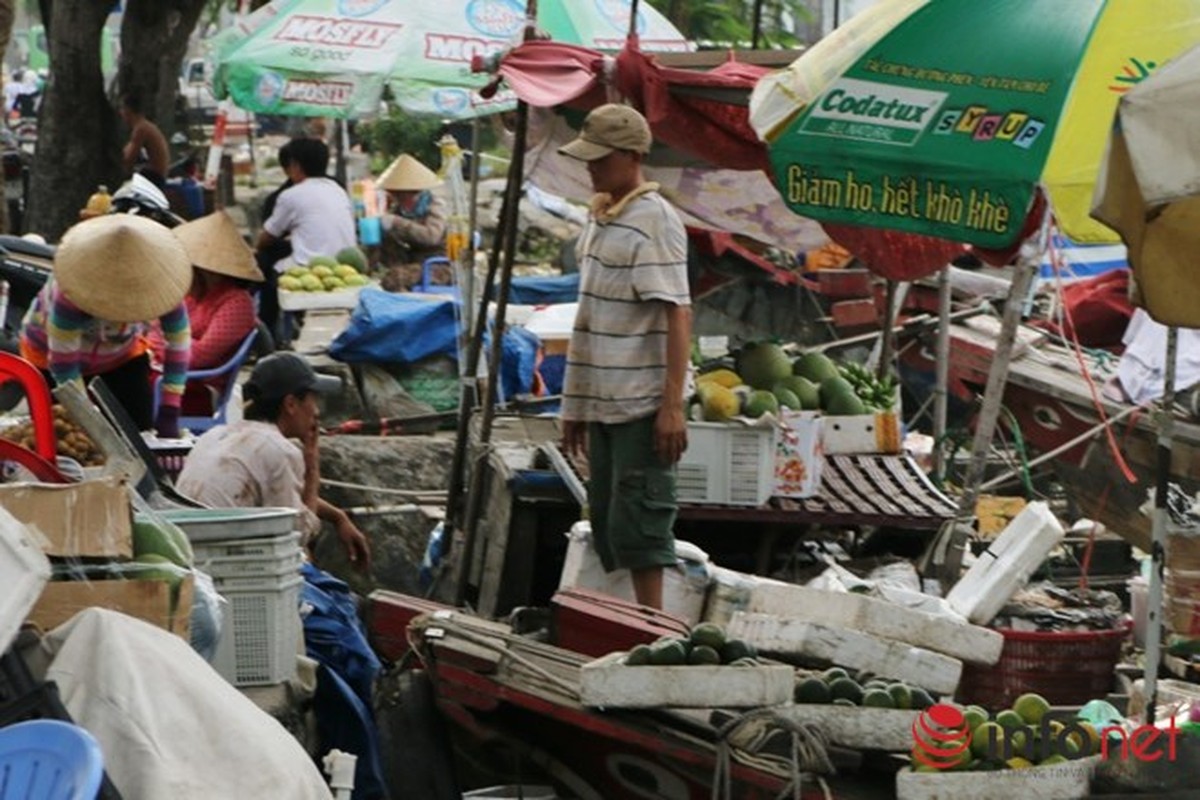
left=822, top=409, right=902, bottom=454
left=728, top=612, right=962, bottom=695
left=579, top=651, right=794, bottom=709
left=776, top=705, right=919, bottom=752
left=774, top=410, right=823, bottom=499
left=946, top=501, right=1065, bottom=625
left=558, top=521, right=710, bottom=625
left=746, top=582, right=1003, bottom=666
left=895, top=755, right=1098, bottom=800
left=678, top=422, right=776, bottom=506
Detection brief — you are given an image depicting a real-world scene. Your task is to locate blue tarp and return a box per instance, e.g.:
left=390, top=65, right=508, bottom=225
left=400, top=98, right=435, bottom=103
left=329, top=289, right=458, bottom=364
left=505, top=273, right=580, bottom=306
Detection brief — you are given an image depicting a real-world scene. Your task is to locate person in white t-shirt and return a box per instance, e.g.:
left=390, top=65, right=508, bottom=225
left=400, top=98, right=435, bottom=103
left=255, top=137, right=356, bottom=344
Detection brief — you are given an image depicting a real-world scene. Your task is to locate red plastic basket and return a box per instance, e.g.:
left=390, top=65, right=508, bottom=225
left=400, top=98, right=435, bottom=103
left=957, top=623, right=1130, bottom=709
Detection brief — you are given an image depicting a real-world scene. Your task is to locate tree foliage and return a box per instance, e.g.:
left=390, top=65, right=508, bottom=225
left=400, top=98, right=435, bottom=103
left=647, top=0, right=810, bottom=48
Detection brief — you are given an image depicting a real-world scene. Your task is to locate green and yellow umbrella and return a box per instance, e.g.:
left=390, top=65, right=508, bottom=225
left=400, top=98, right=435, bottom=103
left=750, top=0, right=1200, bottom=251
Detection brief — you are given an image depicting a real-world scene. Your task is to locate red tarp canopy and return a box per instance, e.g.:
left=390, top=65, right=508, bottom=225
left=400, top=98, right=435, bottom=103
left=488, top=39, right=772, bottom=172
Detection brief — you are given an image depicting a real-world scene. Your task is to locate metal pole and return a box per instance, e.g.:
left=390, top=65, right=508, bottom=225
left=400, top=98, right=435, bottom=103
left=878, top=279, right=899, bottom=379
left=1144, top=325, right=1176, bottom=725
left=463, top=116, right=483, bottom=348
left=933, top=266, right=952, bottom=476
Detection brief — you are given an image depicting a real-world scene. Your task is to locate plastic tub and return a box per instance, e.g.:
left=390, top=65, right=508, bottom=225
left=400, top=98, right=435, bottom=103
left=157, top=507, right=298, bottom=542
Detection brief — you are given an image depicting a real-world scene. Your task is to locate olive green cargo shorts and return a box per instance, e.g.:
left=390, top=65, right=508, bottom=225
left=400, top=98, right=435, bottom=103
left=587, top=414, right=678, bottom=572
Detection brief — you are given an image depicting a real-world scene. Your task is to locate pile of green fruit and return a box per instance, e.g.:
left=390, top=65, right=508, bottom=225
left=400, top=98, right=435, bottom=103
left=793, top=667, right=935, bottom=710
left=622, top=623, right=760, bottom=667
left=910, top=692, right=1104, bottom=772
left=278, top=248, right=370, bottom=292
left=689, top=342, right=896, bottom=422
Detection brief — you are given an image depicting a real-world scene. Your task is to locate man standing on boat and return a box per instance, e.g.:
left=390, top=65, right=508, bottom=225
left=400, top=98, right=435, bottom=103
left=559, top=104, right=693, bottom=610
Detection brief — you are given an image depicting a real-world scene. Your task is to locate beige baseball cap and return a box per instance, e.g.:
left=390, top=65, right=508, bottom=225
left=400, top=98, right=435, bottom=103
left=558, top=103, right=652, bottom=162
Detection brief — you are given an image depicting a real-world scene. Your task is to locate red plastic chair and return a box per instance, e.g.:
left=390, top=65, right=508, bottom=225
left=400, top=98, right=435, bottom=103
left=0, top=351, right=56, bottom=462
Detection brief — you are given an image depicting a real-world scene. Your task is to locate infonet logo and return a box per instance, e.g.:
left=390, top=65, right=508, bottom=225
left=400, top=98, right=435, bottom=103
left=275, top=15, right=403, bottom=49
left=913, top=704, right=1184, bottom=769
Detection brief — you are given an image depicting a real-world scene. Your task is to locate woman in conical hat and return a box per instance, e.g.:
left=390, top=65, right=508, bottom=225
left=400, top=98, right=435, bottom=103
left=165, top=210, right=263, bottom=371
left=147, top=211, right=264, bottom=415
left=18, top=214, right=192, bottom=437
left=377, top=152, right=448, bottom=265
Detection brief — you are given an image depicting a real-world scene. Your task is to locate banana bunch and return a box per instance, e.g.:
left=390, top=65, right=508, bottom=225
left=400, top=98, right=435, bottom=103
left=838, top=361, right=897, bottom=413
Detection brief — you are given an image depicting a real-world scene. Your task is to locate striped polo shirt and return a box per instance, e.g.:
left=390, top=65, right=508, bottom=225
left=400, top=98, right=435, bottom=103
left=562, top=185, right=690, bottom=424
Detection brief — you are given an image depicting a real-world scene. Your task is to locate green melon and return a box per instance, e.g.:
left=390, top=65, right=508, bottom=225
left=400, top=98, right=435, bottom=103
left=688, top=645, right=721, bottom=666
left=625, top=644, right=653, bottom=666
left=794, top=677, right=832, bottom=704
left=690, top=622, right=726, bottom=651
left=307, top=255, right=338, bottom=269
left=335, top=246, right=367, bottom=272
left=794, top=351, right=840, bottom=384
left=736, top=342, right=793, bottom=390
left=649, top=639, right=688, bottom=666
left=820, top=376, right=866, bottom=415
left=772, top=385, right=802, bottom=410
left=829, top=677, right=864, bottom=705
left=862, top=688, right=895, bottom=709
left=720, top=639, right=756, bottom=664
left=745, top=390, right=780, bottom=419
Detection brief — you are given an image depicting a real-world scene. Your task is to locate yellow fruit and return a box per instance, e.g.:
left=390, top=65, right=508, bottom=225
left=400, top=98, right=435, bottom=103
left=322, top=276, right=346, bottom=290
left=286, top=266, right=309, bottom=279
left=278, top=275, right=302, bottom=291
left=334, top=264, right=358, bottom=278
left=310, top=265, right=334, bottom=279
left=698, top=383, right=740, bottom=422
left=1073, top=722, right=1101, bottom=755
left=971, top=722, right=1005, bottom=759
left=299, top=274, right=323, bottom=291
left=1005, top=757, right=1033, bottom=770
left=1039, top=754, right=1067, bottom=766
left=344, top=274, right=369, bottom=287
left=696, top=369, right=742, bottom=389
left=1013, top=693, right=1051, bottom=726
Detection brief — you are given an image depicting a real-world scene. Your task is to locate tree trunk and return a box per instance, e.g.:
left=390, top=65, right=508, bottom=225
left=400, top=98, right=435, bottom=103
left=25, top=0, right=114, bottom=241
left=117, top=0, right=207, bottom=145
left=0, top=0, right=14, bottom=233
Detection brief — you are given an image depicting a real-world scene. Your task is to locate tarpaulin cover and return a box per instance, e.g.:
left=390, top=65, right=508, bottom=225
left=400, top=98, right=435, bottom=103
left=43, top=608, right=332, bottom=799
left=494, top=39, right=772, bottom=171
left=506, top=273, right=581, bottom=305
left=330, top=290, right=458, bottom=365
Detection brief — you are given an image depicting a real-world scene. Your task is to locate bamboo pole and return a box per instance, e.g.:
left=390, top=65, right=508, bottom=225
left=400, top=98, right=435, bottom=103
left=933, top=266, right=952, bottom=476
left=1144, top=325, right=1176, bottom=724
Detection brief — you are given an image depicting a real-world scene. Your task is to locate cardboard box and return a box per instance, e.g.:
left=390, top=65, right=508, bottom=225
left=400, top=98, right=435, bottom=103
left=0, top=476, right=133, bottom=558
left=28, top=575, right=193, bottom=640
left=774, top=410, right=823, bottom=499
left=579, top=651, right=794, bottom=709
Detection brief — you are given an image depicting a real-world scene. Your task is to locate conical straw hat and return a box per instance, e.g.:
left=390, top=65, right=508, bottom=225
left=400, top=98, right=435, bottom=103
left=378, top=153, right=442, bottom=191
left=173, top=210, right=263, bottom=283
left=54, top=214, right=191, bottom=323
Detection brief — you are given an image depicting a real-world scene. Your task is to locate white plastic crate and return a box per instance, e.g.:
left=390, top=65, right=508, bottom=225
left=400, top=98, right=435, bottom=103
left=212, top=575, right=303, bottom=686
left=677, top=422, right=776, bottom=506
left=192, top=530, right=301, bottom=560
left=210, top=564, right=303, bottom=592
left=199, top=547, right=305, bottom=580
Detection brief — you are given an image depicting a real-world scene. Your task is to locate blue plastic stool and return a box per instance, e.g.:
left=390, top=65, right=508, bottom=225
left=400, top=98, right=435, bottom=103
left=0, top=719, right=105, bottom=800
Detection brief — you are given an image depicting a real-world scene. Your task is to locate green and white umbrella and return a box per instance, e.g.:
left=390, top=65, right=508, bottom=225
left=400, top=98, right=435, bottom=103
left=750, top=0, right=1200, bottom=250
left=211, top=0, right=688, bottom=120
